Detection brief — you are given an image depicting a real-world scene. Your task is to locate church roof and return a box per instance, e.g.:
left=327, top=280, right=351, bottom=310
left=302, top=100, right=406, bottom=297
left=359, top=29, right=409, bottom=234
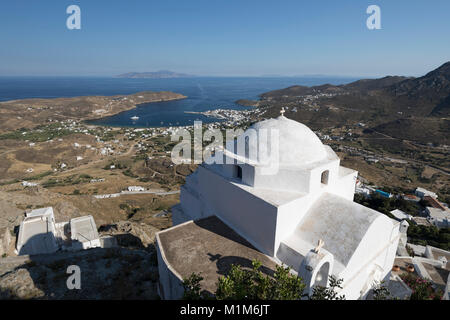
left=283, top=193, right=395, bottom=272
left=235, top=115, right=328, bottom=167
left=156, top=215, right=278, bottom=295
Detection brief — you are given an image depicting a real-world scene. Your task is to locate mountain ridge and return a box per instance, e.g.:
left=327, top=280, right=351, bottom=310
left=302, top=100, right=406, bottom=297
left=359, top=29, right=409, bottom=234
left=261, top=61, right=450, bottom=117
left=257, top=62, right=450, bottom=145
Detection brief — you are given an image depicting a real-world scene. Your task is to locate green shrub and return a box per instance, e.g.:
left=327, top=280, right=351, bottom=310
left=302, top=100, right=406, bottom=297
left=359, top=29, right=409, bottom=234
left=182, top=260, right=344, bottom=300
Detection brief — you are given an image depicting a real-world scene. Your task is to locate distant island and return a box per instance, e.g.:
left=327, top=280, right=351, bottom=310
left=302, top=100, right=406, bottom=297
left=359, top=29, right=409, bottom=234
left=116, top=70, right=194, bottom=79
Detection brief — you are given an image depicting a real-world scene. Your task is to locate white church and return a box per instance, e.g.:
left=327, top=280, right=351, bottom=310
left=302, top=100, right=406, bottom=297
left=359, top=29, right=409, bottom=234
left=156, top=113, right=401, bottom=300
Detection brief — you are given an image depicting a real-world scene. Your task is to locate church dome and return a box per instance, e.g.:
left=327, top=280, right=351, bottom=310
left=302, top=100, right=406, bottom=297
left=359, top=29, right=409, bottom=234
left=237, top=115, right=327, bottom=166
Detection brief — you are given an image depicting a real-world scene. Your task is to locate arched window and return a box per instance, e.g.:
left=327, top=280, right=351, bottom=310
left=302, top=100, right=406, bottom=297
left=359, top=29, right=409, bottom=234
left=237, top=166, right=243, bottom=180
left=321, top=170, right=329, bottom=185
left=313, top=262, right=330, bottom=288
left=233, top=165, right=243, bottom=180
left=245, top=136, right=250, bottom=159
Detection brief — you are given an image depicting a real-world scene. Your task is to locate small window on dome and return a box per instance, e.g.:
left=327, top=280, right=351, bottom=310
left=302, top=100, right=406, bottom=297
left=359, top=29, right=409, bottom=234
left=321, top=170, right=329, bottom=185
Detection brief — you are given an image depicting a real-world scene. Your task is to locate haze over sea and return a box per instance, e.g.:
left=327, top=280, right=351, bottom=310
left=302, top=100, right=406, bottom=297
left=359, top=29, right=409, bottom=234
left=0, top=76, right=357, bottom=127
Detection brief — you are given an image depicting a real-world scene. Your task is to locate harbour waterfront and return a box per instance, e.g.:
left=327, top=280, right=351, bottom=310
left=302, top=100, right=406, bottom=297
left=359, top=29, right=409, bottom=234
left=0, top=76, right=357, bottom=128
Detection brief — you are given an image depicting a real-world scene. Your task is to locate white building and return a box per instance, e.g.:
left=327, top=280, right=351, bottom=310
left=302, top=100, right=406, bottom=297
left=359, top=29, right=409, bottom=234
left=355, top=186, right=371, bottom=197
left=415, top=187, right=438, bottom=199
left=425, top=207, right=450, bottom=229
left=70, top=216, right=101, bottom=250
left=390, top=209, right=412, bottom=222
left=156, top=114, right=400, bottom=300
left=128, top=186, right=145, bottom=192
left=16, top=207, right=58, bottom=256
left=16, top=208, right=101, bottom=255
left=22, top=181, right=39, bottom=187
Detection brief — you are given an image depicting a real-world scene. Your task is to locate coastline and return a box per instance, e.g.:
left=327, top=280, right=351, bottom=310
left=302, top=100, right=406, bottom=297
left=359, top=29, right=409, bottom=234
left=83, top=95, right=188, bottom=123
left=0, top=91, right=187, bottom=134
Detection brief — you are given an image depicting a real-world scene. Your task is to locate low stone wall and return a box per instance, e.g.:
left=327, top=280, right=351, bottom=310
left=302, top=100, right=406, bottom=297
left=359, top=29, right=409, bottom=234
left=0, top=228, right=12, bottom=257
left=155, top=234, right=184, bottom=300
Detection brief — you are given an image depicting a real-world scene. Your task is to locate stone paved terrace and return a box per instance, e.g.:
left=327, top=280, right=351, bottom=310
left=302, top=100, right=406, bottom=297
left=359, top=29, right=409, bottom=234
left=393, top=256, right=450, bottom=294
left=392, top=257, right=419, bottom=277
left=157, top=215, right=279, bottom=295
left=423, top=262, right=449, bottom=291
left=428, top=247, right=450, bottom=269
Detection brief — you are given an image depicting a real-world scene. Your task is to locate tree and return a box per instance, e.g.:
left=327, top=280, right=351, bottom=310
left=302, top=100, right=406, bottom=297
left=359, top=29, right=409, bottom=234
left=310, top=275, right=345, bottom=300
left=215, top=260, right=306, bottom=300
left=372, top=281, right=395, bottom=300
left=407, top=225, right=449, bottom=251
left=182, top=260, right=346, bottom=300
left=182, top=273, right=210, bottom=300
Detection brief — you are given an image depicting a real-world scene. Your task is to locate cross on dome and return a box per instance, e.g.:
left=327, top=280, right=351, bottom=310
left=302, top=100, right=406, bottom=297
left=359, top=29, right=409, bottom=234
left=280, top=107, right=286, bottom=117
left=314, top=239, right=325, bottom=253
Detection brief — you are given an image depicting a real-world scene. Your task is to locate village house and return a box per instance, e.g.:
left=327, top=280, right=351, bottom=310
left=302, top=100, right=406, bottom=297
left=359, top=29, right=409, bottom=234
left=415, top=187, right=438, bottom=199
left=128, top=186, right=146, bottom=192
left=425, top=207, right=450, bottom=229
left=390, top=209, right=412, bottom=222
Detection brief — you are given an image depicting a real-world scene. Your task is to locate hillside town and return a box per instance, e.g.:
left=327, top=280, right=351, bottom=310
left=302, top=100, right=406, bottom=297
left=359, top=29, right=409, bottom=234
left=0, top=110, right=448, bottom=301
left=0, top=91, right=448, bottom=299
left=0, top=63, right=448, bottom=301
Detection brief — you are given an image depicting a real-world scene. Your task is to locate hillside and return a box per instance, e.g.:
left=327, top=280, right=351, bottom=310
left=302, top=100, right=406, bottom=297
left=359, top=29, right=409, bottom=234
left=371, top=118, right=450, bottom=145
left=261, top=62, right=450, bottom=117
left=344, top=76, right=412, bottom=92
left=258, top=62, right=450, bottom=144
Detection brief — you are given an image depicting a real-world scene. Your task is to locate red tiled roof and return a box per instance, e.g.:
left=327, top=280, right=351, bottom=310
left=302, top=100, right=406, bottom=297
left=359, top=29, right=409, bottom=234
left=403, top=194, right=420, bottom=200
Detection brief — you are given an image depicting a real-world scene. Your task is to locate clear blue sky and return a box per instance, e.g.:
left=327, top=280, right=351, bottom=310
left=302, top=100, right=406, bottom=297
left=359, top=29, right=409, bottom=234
left=0, top=0, right=449, bottom=77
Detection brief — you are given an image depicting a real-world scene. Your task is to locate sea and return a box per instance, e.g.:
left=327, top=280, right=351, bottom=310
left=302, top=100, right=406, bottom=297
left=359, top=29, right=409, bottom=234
left=0, top=76, right=358, bottom=128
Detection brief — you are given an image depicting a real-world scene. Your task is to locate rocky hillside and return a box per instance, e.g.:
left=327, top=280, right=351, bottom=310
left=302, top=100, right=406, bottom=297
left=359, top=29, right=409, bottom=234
left=258, top=62, right=450, bottom=144
left=387, top=62, right=450, bottom=116
left=261, top=62, right=450, bottom=117
left=0, top=247, right=159, bottom=299
left=0, top=219, right=161, bottom=300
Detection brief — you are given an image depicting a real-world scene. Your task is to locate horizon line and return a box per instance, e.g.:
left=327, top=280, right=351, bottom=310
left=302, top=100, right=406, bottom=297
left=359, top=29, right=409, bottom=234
left=0, top=74, right=393, bottom=79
